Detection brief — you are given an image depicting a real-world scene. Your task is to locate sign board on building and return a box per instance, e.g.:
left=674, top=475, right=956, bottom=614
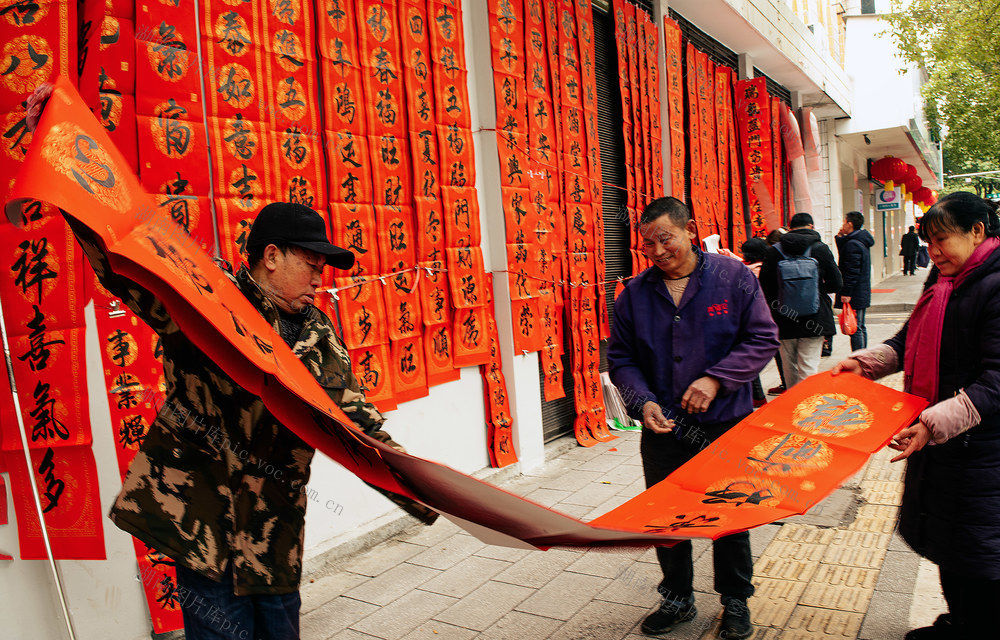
left=876, top=188, right=902, bottom=211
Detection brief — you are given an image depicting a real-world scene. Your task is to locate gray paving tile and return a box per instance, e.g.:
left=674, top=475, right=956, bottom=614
left=397, top=517, right=462, bottom=547
left=548, top=599, right=648, bottom=640
left=558, top=480, right=623, bottom=507
left=407, top=533, right=486, bottom=571
left=565, top=547, right=644, bottom=579
left=301, top=596, right=379, bottom=640
left=493, top=547, right=583, bottom=589
left=551, top=502, right=593, bottom=519
left=889, top=531, right=912, bottom=553
left=515, top=571, right=611, bottom=620
left=522, top=487, right=573, bottom=507
left=417, top=555, right=511, bottom=598
left=402, top=621, right=478, bottom=639
left=537, top=469, right=601, bottom=491
left=339, top=541, right=426, bottom=578
left=874, top=550, right=920, bottom=594
left=557, top=445, right=607, bottom=463
left=343, top=563, right=440, bottom=607
left=617, top=478, right=646, bottom=498
left=858, top=589, right=913, bottom=639
left=595, top=560, right=663, bottom=606
left=575, top=453, right=627, bottom=473
left=350, top=590, right=456, bottom=640
left=595, top=463, right=644, bottom=486
left=324, top=629, right=383, bottom=640
left=582, top=492, right=633, bottom=519
left=301, top=572, right=370, bottom=614
left=473, top=544, right=532, bottom=563
left=433, top=580, right=535, bottom=631
left=475, top=610, right=564, bottom=640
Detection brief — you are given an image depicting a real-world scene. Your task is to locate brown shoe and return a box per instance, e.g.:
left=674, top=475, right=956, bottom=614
left=767, top=385, right=786, bottom=395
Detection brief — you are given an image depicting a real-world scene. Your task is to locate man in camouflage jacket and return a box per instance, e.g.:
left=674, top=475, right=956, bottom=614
left=65, top=202, right=432, bottom=639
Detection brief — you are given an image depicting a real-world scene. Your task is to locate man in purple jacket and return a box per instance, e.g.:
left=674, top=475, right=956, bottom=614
left=609, top=197, right=779, bottom=639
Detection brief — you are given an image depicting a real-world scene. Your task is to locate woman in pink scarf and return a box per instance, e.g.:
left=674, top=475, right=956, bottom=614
left=833, top=192, right=1000, bottom=639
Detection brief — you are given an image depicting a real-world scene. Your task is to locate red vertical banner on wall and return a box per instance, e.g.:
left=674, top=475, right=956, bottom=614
left=725, top=67, right=748, bottom=249
left=771, top=96, right=785, bottom=226
left=643, top=17, right=664, bottom=200
left=734, top=76, right=777, bottom=236
left=715, top=66, right=732, bottom=249
left=685, top=43, right=708, bottom=240
left=697, top=51, right=721, bottom=238
left=662, top=17, right=685, bottom=200
left=0, top=215, right=105, bottom=561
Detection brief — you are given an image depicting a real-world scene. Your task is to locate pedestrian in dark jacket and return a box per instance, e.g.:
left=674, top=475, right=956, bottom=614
left=901, top=225, right=920, bottom=275
left=759, top=213, right=842, bottom=387
left=833, top=192, right=1000, bottom=639
left=609, top=197, right=778, bottom=640
left=834, top=211, right=875, bottom=351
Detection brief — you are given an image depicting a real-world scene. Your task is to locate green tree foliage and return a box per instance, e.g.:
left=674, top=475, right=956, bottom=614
left=886, top=0, right=1000, bottom=195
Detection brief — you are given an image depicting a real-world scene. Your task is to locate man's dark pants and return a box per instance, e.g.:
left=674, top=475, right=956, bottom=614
left=849, top=307, right=867, bottom=352
left=640, top=418, right=755, bottom=604
left=176, top=563, right=300, bottom=640
left=903, top=255, right=916, bottom=275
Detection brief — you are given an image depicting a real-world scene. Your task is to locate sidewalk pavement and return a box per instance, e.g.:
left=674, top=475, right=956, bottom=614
left=298, top=270, right=942, bottom=640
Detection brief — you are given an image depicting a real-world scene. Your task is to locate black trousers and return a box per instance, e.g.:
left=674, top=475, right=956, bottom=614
left=940, top=566, right=1000, bottom=635
left=640, top=420, right=755, bottom=602
left=903, top=255, right=916, bottom=274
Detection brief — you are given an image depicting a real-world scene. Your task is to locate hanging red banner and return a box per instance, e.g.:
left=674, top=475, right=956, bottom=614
left=331, top=202, right=379, bottom=277
left=446, top=246, right=486, bottom=309
left=662, top=17, right=684, bottom=199
left=440, top=185, right=481, bottom=248
left=424, top=323, right=459, bottom=387
left=725, top=67, right=748, bottom=249
left=391, top=335, right=428, bottom=403
left=734, top=76, right=776, bottom=237
left=336, top=278, right=390, bottom=350
left=715, top=66, right=732, bottom=249
left=452, top=306, right=490, bottom=368
left=350, top=343, right=396, bottom=412
left=383, top=270, right=423, bottom=341
left=771, top=96, right=785, bottom=226
left=686, top=43, right=708, bottom=240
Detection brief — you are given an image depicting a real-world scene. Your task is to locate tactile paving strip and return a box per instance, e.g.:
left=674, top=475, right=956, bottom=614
left=860, top=480, right=904, bottom=506
left=847, top=504, right=898, bottom=534
left=784, top=606, right=864, bottom=638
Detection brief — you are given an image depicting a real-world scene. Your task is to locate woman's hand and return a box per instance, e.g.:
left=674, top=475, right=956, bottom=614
left=888, top=422, right=933, bottom=462
left=25, top=82, right=54, bottom=133
left=831, top=358, right=862, bottom=376
left=642, top=401, right=675, bottom=434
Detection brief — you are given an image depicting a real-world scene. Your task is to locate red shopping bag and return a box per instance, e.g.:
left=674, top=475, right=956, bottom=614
left=840, top=301, right=858, bottom=335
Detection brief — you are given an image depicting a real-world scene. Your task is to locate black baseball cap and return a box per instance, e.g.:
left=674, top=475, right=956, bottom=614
left=246, top=202, right=355, bottom=270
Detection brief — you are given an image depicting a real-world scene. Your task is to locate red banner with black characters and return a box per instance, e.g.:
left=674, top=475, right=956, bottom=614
left=771, top=95, right=785, bottom=227
left=662, top=17, right=684, bottom=201
left=734, top=76, right=778, bottom=237
left=0, top=212, right=105, bottom=561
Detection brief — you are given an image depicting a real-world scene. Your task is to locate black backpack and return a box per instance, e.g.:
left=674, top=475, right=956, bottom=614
left=775, top=242, right=820, bottom=316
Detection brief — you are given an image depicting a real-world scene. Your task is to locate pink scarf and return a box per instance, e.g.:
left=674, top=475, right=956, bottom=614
left=905, top=237, right=1000, bottom=400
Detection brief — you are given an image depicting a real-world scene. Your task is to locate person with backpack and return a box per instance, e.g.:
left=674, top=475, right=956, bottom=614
left=760, top=213, right=843, bottom=387
left=835, top=211, right=875, bottom=351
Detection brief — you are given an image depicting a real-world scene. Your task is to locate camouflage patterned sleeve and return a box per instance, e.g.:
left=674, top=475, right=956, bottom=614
left=63, top=212, right=179, bottom=335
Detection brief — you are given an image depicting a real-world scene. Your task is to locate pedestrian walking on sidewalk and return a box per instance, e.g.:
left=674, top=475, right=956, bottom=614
left=901, top=225, right=920, bottom=275
left=760, top=213, right=842, bottom=387
left=835, top=211, right=875, bottom=351
left=832, top=191, right=1000, bottom=639
left=608, top=197, right=779, bottom=639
